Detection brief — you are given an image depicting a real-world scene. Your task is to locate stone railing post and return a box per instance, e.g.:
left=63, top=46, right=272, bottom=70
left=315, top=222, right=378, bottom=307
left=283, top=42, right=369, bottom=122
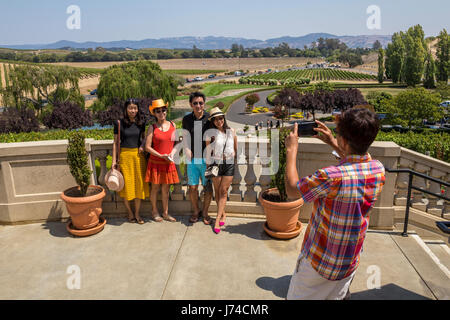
left=244, top=137, right=257, bottom=202
left=89, top=140, right=114, bottom=201
left=445, top=173, right=450, bottom=219
left=171, top=163, right=185, bottom=201
left=367, top=141, right=401, bottom=229
left=427, top=168, right=445, bottom=217
left=411, top=163, right=429, bottom=211
left=394, top=157, right=414, bottom=206
left=259, top=142, right=272, bottom=195
left=229, top=137, right=245, bottom=202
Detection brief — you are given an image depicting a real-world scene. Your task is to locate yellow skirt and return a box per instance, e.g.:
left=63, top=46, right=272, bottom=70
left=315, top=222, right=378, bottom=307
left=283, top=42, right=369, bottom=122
left=118, top=148, right=150, bottom=201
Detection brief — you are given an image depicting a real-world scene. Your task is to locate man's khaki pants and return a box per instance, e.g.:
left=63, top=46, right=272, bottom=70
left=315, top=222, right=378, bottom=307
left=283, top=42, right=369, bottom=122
left=286, top=254, right=356, bottom=300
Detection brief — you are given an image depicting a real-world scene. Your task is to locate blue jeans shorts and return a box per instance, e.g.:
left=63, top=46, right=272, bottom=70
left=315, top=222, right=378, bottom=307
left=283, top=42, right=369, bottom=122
left=187, top=158, right=213, bottom=192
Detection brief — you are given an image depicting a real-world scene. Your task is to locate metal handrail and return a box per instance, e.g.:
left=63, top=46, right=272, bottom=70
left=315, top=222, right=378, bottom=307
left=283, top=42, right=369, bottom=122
left=385, top=167, right=450, bottom=236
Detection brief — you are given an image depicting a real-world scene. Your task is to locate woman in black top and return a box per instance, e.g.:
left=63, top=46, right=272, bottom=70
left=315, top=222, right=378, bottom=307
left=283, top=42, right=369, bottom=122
left=112, top=99, right=149, bottom=224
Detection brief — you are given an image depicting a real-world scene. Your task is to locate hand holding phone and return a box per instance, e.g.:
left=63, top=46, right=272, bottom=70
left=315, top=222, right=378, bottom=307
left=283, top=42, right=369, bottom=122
left=289, top=121, right=318, bottom=136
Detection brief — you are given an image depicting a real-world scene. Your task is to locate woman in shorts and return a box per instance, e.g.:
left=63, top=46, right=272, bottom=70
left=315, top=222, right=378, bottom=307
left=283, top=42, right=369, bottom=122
left=205, top=107, right=237, bottom=234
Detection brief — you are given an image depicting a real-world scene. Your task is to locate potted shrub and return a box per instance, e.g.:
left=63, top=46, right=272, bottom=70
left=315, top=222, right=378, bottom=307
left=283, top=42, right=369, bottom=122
left=259, top=126, right=303, bottom=239
left=60, top=131, right=106, bottom=237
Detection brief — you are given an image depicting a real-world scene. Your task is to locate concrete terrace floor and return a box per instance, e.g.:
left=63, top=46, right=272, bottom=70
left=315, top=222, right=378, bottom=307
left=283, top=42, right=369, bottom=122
left=0, top=215, right=448, bottom=300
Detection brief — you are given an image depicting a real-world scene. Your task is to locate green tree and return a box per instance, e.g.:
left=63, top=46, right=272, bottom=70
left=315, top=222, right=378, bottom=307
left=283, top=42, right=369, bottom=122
left=96, top=60, right=178, bottom=108
left=401, top=25, right=428, bottom=86
left=377, top=48, right=384, bottom=83
left=435, top=82, right=450, bottom=99
left=402, top=33, right=426, bottom=86
left=373, top=40, right=382, bottom=51
left=386, top=87, right=443, bottom=129
left=436, top=29, right=449, bottom=82
left=1, top=64, right=82, bottom=115
left=385, top=33, right=404, bottom=83
left=423, top=51, right=436, bottom=89
left=192, top=45, right=203, bottom=58
left=366, top=91, right=393, bottom=113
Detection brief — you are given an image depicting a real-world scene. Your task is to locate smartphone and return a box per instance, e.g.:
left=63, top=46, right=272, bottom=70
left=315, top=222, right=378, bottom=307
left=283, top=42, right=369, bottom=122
left=294, top=121, right=318, bottom=136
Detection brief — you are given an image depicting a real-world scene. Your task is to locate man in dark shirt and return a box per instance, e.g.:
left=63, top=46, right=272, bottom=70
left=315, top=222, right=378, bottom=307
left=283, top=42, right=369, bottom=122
left=182, top=92, right=213, bottom=224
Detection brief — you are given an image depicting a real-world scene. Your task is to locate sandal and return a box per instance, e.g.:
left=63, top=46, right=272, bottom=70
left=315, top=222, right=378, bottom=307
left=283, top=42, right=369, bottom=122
left=127, top=215, right=136, bottom=223
left=162, top=214, right=176, bottom=222
left=136, top=217, right=145, bottom=224
left=189, top=211, right=201, bottom=223
left=202, top=215, right=212, bottom=225
left=152, top=214, right=163, bottom=222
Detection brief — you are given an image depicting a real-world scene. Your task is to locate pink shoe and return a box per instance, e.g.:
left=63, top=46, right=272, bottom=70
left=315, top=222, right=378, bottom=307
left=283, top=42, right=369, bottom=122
left=219, top=221, right=225, bottom=227
left=213, top=228, right=221, bottom=234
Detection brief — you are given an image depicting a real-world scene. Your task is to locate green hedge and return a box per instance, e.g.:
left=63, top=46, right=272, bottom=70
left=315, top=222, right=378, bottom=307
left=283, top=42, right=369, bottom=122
left=0, top=129, right=114, bottom=143
left=376, top=130, right=450, bottom=163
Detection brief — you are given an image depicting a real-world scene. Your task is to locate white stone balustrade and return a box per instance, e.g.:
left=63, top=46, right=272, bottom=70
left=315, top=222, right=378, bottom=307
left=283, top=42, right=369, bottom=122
left=6, top=137, right=447, bottom=233
left=394, top=148, right=450, bottom=219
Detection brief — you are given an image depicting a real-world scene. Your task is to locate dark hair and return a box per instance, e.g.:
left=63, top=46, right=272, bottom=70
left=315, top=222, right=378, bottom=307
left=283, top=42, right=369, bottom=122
left=189, top=91, right=206, bottom=104
left=337, top=107, right=380, bottom=155
left=123, top=99, right=144, bottom=127
left=208, top=114, right=230, bottom=131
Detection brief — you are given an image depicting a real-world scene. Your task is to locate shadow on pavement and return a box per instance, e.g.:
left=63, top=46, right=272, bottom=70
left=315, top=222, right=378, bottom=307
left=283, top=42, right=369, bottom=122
left=222, top=220, right=274, bottom=240
left=255, top=275, right=291, bottom=299
left=41, top=221, right=71, bottom=238
left=351, top=283, right=433, bottom=300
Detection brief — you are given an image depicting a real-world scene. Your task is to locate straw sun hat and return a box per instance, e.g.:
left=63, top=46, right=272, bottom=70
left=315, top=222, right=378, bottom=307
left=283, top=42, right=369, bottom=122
left=105, top=168, right=124, bottom=192
left=149, top=99, right=169, bottom=115
left=208, top=107, right=225, bottom=121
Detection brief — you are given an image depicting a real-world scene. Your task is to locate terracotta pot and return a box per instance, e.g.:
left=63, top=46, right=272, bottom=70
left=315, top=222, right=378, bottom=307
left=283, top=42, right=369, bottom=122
left=61, top=185, right=106, bottom=230
left=259, top=188, right=304, bottom=235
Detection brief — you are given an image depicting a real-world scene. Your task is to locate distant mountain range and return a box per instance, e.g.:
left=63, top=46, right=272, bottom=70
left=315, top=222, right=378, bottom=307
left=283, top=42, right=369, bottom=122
left=0, top=33, right=392, bottom=50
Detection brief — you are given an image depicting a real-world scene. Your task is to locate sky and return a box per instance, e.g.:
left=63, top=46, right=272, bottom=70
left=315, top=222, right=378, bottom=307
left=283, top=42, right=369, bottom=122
left=0, top=0, right=449, bottom=45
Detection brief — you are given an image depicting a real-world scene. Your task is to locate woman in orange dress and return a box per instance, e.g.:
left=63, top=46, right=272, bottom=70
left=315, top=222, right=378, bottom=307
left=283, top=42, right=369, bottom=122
left=145, top=99, right=179, bottom=222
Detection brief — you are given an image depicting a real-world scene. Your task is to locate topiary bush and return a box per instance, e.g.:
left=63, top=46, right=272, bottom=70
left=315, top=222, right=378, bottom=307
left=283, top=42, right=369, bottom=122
left=268, top=126, right=290, bottom=202
left=43, top=101, right=93, bottom=130
left=245, top=93, right=260, bottom=107
left=67, top=131, right=92, bottom=197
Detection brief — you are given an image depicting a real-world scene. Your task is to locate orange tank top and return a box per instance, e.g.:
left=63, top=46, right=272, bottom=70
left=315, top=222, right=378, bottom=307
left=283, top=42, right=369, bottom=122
left=150, top=122, right=176, bottom=162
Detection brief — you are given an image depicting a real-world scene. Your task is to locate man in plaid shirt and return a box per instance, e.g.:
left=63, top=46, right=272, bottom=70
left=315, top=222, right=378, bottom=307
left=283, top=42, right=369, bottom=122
left=285, top=108, right=385, bottom=300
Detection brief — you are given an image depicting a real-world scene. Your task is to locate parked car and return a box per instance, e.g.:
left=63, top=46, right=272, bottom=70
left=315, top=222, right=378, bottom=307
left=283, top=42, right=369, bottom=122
left=331, top=109, right=341, bottom=116
left=208, top=74, right=216, bottom=79
left=90, top=89, right=97, bottom=95
left=193, top=76, right=204, bottom=81
left=186, top=78, right=192, bottom=83
left=440, top=101, right=450, bottom=108
left=234, top=71, right=243, bottom=76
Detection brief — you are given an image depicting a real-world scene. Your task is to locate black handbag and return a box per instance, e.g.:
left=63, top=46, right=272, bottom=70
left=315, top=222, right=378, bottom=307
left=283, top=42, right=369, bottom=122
left=205, top=133, right=229, bottom=178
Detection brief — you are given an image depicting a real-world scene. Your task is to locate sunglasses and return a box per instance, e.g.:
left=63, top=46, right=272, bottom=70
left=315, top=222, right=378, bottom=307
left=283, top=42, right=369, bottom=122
left=213, top=116, right=224, bottom=121
left=126, top=98, right=138, bottom=104
left=154, top=108, right=167, bottom=114
left=192, top=101, right=204, bottom=106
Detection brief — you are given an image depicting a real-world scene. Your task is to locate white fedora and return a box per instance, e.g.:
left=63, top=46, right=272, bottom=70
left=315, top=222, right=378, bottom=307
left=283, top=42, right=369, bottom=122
left=105, top=168, right=124, bottom=192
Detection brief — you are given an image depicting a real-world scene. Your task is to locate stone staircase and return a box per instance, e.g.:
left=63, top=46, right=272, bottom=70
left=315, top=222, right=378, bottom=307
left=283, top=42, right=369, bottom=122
left=389, top=229, right=450, bottom=300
